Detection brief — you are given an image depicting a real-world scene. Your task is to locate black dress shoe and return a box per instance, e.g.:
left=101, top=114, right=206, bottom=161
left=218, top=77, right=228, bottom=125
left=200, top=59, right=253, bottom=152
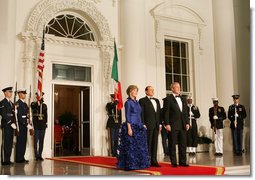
left=179, top=163, right=189, bottom=167
left=39, top=157, right=44, bottom=161
left=16, top=160, right=24, bottom=163
left=9, top=161, right=14, bottom=165
left=171, top=163, right=178, bottom=167
left=2, top=162, right=10, bottom=165
left=151, top=163, right=161, bottom=167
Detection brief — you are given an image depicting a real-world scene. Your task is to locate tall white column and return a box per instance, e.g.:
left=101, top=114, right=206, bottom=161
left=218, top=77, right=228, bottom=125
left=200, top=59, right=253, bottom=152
left=212, top=0, right=237, bottom=151
left=212, top=0, right=237, bottom=107
left=120, top=0, right=147, bottom=98
left=0, top=0, right=16, bottom=98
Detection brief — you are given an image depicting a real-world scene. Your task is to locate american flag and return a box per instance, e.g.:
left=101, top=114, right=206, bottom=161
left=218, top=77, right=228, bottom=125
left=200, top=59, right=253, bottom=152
left=36, top=29, right=45, bottom=101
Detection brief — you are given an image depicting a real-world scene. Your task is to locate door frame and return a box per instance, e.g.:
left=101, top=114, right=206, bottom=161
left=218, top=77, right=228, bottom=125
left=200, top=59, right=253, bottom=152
left=51, top=82, right=93, bottom=157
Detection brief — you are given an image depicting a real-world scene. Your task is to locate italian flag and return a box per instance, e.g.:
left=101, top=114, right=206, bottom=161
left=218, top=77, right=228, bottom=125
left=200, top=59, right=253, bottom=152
left=111, top=40, right=123, bottom=110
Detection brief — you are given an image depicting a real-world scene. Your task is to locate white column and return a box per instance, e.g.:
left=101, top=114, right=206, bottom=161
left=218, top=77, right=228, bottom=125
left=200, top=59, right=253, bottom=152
left=212, top=0, right=237, bottom=151
left=212, top=0, right=237, bottom=107
left=0, top=0, right=16, bottom=97
left=120, top=0, right=147, bottom=98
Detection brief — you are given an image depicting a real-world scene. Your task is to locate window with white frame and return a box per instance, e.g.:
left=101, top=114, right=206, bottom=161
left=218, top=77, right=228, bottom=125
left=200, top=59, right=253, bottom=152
left=45, top=14, right=95, bottom=41
left=165, top=39, right=190, bottom=96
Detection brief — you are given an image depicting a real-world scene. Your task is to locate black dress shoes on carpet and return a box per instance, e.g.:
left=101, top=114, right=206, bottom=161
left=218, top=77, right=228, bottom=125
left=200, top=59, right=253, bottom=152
left=171, top=163, right=178, bottom=167
left=151, top=163, right=161, bottom=167
left=179, top=163, right=189, bottom=167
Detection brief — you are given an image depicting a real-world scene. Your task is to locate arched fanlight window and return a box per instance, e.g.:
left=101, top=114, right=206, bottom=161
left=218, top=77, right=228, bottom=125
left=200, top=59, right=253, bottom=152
left=45, top=14, right=95, bottom=41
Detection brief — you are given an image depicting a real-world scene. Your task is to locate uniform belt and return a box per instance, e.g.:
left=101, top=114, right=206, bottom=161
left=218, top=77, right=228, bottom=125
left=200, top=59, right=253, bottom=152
left=33, top=113, right=44, bottom=117
left=7, top=113, right=13, bottom=117
left=22, top=115, right=27, bottom=118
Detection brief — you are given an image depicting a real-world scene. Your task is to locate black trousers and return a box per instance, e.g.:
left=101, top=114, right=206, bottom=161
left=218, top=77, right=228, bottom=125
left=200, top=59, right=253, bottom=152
left=34, top=129, right=46, bottom=158
left=147, top=127, right=159, bottom=164
left=168, top=129, right=187, bottom=165
left=161, top=127, right=169, bottom=154
left=186, top=125, right=198, bottom=147
left=1, top=126, right=14, bottom=163
left=15, top=125, right=28, bottom=162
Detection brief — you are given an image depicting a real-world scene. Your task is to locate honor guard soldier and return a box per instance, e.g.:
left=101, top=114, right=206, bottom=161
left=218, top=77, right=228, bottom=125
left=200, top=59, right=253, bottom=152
left=31, top=93, right=48, bottom=161
left=106, top=94, right=122, bottom=157
left=186, top=95, right=200, bottom=156
left=0, top=86, right=16, bottom=165
left=15, top=88, right=30, bottom=163
left=209, top=98, right=226, bottom=156
left=227, top=94, right=247, bottom=156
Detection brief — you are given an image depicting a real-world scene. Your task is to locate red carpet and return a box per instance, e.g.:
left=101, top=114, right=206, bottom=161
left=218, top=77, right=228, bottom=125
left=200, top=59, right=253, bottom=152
left=47, top=156, right=225, bottom=175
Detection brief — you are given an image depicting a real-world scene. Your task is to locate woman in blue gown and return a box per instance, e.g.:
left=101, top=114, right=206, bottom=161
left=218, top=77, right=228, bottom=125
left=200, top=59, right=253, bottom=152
left=117, top=85, right=150, bottom=170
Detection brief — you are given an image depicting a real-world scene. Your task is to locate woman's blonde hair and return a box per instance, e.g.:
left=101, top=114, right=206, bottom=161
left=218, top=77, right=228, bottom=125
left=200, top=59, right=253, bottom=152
left=126, top=85, right=138, bottom=96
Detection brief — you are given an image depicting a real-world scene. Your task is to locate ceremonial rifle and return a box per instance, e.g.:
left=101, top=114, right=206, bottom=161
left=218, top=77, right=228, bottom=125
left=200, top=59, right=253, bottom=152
left=213, top=107, right=217, bottom=134
left=13, top=82, right=19, bottom=136
left=27, top=85, right=34, bottom=135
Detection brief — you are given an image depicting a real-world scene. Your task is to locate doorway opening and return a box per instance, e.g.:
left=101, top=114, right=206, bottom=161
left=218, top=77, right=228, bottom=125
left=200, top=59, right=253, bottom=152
left=53, top=84, right=90, bottom=156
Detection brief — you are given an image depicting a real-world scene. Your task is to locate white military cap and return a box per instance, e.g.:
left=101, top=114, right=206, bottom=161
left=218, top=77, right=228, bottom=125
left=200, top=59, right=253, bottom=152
left=187, top=95, right=192, bottom=100
left=212, top=97, right=218, bottom=101
left=17, top=88, right=27, bottom=94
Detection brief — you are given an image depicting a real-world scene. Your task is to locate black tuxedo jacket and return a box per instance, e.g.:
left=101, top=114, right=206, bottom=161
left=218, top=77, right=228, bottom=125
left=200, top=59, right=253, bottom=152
left=139, top=96, right=161, bottom=130
left=163, top=94, right=189, bottom=130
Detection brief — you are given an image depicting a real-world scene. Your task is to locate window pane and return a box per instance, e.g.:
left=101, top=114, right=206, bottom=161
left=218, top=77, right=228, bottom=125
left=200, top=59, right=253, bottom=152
left=182, top=59, right=187, bottom=75
left=53, top=64, right=91, bottom=82
left=181, top=42, right=187, bottom=58
left=165, top=74, right=172, bottom=90
left=165, top=56, right=172, bottom=73
left=182, top=76, right=188, bottom=92
left=172, top=41, right=180, bottom=57
left=165, top=40, right=172, bottom=56
left=174, top=75, right=181, bottom=85
left=173, top=57, right=181, bottom=74
left=46, top=14, right=95, bottom=41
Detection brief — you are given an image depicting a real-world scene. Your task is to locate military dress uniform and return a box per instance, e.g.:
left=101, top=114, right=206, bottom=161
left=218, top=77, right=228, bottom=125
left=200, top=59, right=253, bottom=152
left=209, top=98, right=226, bottom=156
left=31, top=100, right=47, bottom=160
left=0, top=87, right=16, bottom=165
left=227, top=95, right=247, bottom=156
left=106, top=95, right=121, bottom=157
left=15, top=97, right=29, bottom=163
left=186, top=103, right=200, bottom=155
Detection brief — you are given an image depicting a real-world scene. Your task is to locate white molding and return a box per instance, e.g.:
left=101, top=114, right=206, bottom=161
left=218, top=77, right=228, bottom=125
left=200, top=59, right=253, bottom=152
left=26, top=0, right=113, bottom=44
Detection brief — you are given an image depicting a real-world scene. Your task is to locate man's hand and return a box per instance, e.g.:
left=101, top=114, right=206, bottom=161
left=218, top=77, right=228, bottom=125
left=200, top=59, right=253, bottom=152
left=165, top=125, right=171, bottom=132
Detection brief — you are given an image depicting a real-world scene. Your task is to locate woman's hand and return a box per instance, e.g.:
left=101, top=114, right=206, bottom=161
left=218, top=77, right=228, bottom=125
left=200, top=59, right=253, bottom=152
left=127, top=123, right=133, bottom=136
left=128, top=128, right=133, bottom=136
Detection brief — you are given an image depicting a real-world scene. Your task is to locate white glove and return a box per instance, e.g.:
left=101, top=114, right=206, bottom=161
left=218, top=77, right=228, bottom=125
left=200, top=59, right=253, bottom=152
left=213, top=115, right=218, bottom=120
left=11, top=123, right=17, bottom=129
left=27, top=124, right=33, bottom=130
left=189, top=111, right=194, bottom=116
left=234, top=113, right=239, bottom=117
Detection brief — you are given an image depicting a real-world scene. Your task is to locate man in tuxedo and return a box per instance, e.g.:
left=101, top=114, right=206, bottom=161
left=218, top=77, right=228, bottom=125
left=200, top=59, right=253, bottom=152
left=163, top=82, right=189, bottom=167
left=139, top=86, right=161, bottom=167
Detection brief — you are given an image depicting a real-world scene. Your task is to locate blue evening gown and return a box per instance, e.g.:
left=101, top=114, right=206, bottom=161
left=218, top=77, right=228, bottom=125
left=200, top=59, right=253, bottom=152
left=117, top=97, right=150, bottom=170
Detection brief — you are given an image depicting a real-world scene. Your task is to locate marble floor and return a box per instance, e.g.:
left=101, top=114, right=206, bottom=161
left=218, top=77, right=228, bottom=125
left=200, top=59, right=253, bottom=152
left=0, top=150, right=251, bottom=176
